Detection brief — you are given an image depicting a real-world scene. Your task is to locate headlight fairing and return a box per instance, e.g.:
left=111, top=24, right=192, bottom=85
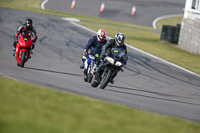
left=105, top=57, right=123, bottom=66
left=89, top=54, right=95, bottom=60
left=115, top=61, right=122, bottom=66
left=105, top=57, right=114, bottom=64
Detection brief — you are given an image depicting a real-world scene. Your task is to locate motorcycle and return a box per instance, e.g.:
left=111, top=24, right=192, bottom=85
left=82, top=48, right=100, bottom=83
left=14, top=33, right=33, bottom=68
left=91, top=48, right=126, bottom=89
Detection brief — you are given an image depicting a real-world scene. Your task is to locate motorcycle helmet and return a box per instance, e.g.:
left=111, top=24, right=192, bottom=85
left=25, top=19, right=33, bottom=28
left=97, top=29, right=106, bottom=42
left=115, top=32, right=125, bottom=47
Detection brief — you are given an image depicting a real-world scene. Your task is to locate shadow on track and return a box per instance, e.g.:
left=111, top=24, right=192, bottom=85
left=24, top=67, right=82, bottom=77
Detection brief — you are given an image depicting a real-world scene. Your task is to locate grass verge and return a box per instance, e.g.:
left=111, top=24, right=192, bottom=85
left=0, top=76, right=200, bottom=133
left=156, top=16, right=183, bottom=30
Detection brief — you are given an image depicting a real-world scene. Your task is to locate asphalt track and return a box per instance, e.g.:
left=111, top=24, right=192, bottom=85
left=0, top=8, right=200, bottom=123
left=44, top=0, right=185, bottom=27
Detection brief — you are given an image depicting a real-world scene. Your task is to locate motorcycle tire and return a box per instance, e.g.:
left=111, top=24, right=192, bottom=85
left=91, top=76, right=99, bottom=87
left=88, top=62, right=94, bottom=83
left=88, top=73, right=93, bottom=83
left=84, top=75, right=88, bottom=82
left=100, top=69, right=112, bottom=89
left=20, top=51, right=26, bottom=68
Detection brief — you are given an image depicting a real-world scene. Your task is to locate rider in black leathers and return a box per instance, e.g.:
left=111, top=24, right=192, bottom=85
left=95, top=32, right=128, bottom=84
left=13, top=19, right=37, bottom=52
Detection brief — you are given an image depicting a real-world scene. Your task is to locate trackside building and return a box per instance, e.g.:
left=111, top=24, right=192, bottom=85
left=179, top=0, right=200, bottom=55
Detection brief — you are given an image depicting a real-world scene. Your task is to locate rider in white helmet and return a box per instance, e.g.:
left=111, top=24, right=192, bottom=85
left=80, top=29, right=107, bottom=69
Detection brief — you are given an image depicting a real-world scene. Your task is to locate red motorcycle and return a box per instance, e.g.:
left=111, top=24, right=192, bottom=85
left=14, top=33, right=33, bottom=67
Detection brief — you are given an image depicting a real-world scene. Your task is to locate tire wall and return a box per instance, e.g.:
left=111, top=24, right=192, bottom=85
left=160, top=25, right=180, bottom=44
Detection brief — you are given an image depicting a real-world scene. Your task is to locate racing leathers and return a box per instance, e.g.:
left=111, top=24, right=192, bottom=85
left=95, top=39, right=128, bottom=83
left=13, top=24, right=37, bottom=51
left=80, top=35, right=107, bottom=69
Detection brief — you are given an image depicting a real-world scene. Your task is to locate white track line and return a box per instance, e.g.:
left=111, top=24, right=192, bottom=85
left=152, top=14, right=183, bottom=29
left=41, top=0, right=49, bottom=10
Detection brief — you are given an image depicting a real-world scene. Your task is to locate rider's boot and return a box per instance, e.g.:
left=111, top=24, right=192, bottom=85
left=31, top=44, right=34, bottom=54
left=12, top=41, right=17, bottom=56
left=12, top=47, right=16, bottom=56
left=110, top=72, right=117, bottom=84
left=80, top=56, right=86, bottom=69
left=110, top=79, right=114, bottom=84
left=29, top=49, right=34, bottom=59
left=80, top=62, right=84, bottom=69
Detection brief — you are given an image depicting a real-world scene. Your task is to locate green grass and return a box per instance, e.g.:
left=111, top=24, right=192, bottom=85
left=1, top=76, right=200, bottom=133
left=156, top=16, right=183, bottom=30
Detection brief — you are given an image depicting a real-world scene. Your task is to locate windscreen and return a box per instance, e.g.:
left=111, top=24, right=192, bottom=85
left=111, top=48, right=125, bottom=60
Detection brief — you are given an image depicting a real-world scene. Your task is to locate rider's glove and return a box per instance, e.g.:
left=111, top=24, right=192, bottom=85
left=83, top=49, right=87, bottom=56
left=15, top=32, right=18, bottom=38
left=14, top=34, right=18, bottom=41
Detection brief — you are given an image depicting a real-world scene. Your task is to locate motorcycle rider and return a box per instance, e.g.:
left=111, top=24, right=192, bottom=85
left=80, top=29, right=107, bottom=69
left=95, top=32, right=128, bottom=84
left=13, top=18, right=37, bottom=53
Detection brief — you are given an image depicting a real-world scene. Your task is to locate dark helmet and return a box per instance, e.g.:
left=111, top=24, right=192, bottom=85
left=25, top=19, right=33, bottom=27
left=115, top=32, right=125, bottom=47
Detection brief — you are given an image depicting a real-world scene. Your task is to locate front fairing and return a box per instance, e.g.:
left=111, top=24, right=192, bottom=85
left=103, top=48, right=125, bottom=67
left=17, top=33, right=33, bottom=50
left=84, top=54, right=96, bottom=72
left=18, top=37, right=32, bottom=48
left=110, top=48, right=125, bottom=61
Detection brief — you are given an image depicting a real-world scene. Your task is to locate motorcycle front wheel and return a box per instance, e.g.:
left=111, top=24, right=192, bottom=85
left=88, top=73, right=93, bottom=83
left=99, top=69, right=112, bottom=89
left=20, top=51, right=26, bottom=68
left=91, top=75, right=99, bottom=87
left=88, top=61, right=95, bottom=83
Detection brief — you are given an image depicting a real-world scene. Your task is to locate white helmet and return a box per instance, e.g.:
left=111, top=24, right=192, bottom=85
left=97, top=29, right=106, bottom=42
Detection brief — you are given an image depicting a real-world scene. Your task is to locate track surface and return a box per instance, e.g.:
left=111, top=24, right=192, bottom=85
left=45, top=0, right=185, bottom=27
left=0, top=8, right=200, bottom=122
